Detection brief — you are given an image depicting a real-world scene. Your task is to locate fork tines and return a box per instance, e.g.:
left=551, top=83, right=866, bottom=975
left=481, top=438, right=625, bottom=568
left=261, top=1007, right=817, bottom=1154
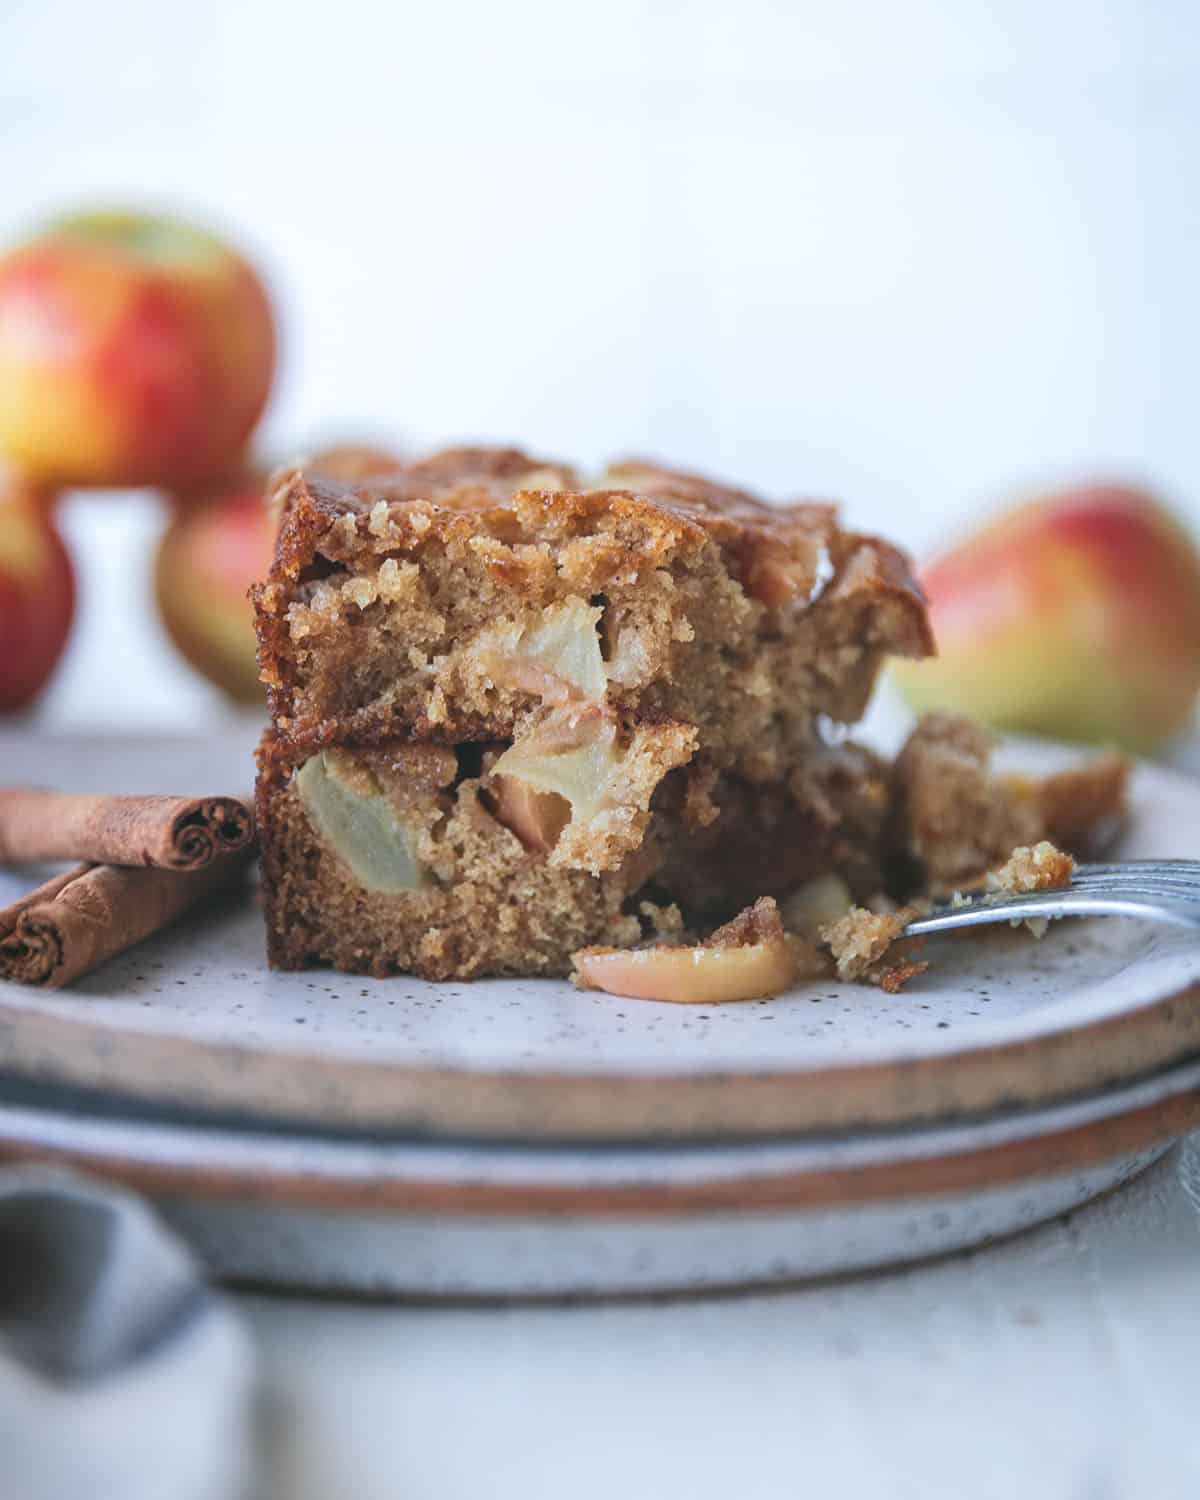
left=903, top=858, right=1200, bottom=938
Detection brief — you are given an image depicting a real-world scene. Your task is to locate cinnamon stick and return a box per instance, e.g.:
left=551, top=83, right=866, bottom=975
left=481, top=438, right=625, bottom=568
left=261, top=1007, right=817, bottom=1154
left=0, top=856, right=251, bottom=989
left=0, top=790, right=254, bottom=871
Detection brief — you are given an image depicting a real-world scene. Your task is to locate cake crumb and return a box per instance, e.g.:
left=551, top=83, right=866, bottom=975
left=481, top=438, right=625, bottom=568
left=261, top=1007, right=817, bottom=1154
left=984, top=839, right=1073, bottom=937
left=877, top=957, right=930, bottom=994
left=708, top=895, right=785, bottom=948
left=820, top=905, right=923, bottom=988
left=986, top=840, right=1074, bottom=896
left=639, top=900, right=687, bottom=943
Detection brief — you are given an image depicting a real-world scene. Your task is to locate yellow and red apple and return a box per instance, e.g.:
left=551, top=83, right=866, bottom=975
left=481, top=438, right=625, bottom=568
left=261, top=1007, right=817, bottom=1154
left=895, top=484, right=1200, bottom=753
left=0, top=210, right=276, bottom=489
left=0, top=487, right=75, bottom=712
left=154, top=473, right=274, bottom=702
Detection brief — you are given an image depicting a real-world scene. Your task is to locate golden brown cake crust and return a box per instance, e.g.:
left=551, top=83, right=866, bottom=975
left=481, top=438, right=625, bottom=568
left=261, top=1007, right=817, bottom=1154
left=252, top=446, right=933, bottom=770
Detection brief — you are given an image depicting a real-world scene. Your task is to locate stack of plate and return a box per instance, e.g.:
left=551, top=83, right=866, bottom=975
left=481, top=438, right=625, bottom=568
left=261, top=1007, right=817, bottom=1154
left=0, top=732, right=1197, bottom=1298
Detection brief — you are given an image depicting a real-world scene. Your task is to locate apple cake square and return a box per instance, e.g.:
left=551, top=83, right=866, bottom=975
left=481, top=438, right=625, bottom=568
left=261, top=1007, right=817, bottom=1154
left=252, top=446, right=1125, bottom=984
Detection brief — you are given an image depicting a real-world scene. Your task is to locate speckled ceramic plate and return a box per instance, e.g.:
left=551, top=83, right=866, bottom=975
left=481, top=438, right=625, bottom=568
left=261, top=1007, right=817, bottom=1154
left=0, top=1057, right=1195, bottom=1296
left=0, top=726, right=1199, bottom=1143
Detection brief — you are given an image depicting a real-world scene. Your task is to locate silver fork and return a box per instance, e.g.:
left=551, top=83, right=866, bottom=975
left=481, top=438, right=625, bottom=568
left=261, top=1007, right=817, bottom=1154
left=904, top=860, right=1200, bottom=938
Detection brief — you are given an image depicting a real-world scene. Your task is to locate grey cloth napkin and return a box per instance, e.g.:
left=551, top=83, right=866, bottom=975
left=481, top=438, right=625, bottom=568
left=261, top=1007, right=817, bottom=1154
left=0, top=1166, right=255, bottom=1500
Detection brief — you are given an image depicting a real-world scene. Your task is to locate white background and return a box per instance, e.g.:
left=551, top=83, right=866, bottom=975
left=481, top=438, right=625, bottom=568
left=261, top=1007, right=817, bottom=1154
left=2, top=0, right=1199, bottom=725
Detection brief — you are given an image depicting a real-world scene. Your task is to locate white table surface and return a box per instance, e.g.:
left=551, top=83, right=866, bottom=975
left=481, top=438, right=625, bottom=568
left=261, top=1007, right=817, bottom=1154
left=241, top=1142, right=1200, bottom=1500
left=29, top=502, right=1200, bottom=1498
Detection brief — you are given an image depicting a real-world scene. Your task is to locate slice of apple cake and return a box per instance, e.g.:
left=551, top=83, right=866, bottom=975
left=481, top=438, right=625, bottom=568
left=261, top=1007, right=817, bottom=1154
left=253, top=446, right=939, bottom=977
left=253, top=445, right=1126, bottom=982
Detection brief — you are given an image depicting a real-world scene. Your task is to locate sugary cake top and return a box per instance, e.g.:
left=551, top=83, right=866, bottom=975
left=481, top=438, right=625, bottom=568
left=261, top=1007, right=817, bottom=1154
left=264, top=444, right=932, bottom=652
left=275, top=443, right=817, bottom=534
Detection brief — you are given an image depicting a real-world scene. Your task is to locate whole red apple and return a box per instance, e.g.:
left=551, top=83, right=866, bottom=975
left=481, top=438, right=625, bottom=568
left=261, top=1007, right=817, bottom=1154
left=0, top=209, right=276, bottom=489
left=894, top=484, right=1200, bottom=753
left=155, top=474, right=274, bottom=702
left=0, top=489, right=76, bottom=712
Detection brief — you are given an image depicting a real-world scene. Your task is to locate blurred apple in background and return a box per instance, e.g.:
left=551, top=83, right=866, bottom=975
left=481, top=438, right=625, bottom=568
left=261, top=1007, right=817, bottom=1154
left=0, top=209, right=276, bottom=489
left=0, top=461, right=60, bottom=519
left=0, top=484, right=75, bottom=712
left=153, top=446, right=405, bottom=704
left=155, top=474, right=274, bottom=703
left=894, top=484, right=1200, bottom=754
